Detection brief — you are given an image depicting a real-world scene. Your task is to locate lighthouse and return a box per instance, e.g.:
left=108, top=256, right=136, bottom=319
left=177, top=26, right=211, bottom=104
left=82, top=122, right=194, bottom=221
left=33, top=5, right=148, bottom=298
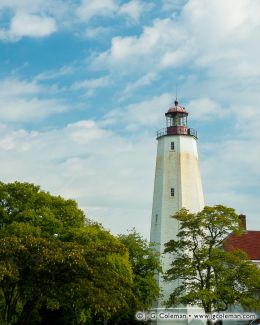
left=150, top=99, right=204, bottom=312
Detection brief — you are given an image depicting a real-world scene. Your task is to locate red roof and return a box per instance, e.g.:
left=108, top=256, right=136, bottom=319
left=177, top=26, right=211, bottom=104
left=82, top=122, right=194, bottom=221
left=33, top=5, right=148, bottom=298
left=166, top=105, right=188, bottom=115
left=165, top=100, right=189, bottom=116
left=224, top=231, right=260, bottom=260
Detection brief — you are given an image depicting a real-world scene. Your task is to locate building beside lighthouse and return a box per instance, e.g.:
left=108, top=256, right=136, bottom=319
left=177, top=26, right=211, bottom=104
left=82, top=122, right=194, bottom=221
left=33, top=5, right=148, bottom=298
left=150, top=99, right=204, bottom=310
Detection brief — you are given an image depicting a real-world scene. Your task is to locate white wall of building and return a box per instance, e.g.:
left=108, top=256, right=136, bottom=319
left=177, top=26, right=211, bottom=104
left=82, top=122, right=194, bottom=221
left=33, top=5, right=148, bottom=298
left=150, top=134, right=204, bottom=307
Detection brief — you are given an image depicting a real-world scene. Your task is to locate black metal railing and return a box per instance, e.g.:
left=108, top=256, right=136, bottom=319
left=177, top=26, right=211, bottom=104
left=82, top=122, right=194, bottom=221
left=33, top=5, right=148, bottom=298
left=156, top=128, right=167, bottom=138
left=188, top=128, right=197, bottom=138
left=156, top=127, right=198, bottom=139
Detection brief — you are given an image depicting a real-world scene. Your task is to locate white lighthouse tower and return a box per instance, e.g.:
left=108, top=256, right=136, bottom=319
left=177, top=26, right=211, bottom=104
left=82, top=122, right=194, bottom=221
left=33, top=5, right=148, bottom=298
left=150, top=99, right=204, bottom=314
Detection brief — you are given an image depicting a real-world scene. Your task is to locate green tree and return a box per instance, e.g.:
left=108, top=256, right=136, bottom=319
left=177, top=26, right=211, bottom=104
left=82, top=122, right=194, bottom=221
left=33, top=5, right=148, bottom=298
left=111, top=230, right=161, bottom=324
left=164, top=205, right=260, bottom=316
left=0, top=182, right=134, bottom=325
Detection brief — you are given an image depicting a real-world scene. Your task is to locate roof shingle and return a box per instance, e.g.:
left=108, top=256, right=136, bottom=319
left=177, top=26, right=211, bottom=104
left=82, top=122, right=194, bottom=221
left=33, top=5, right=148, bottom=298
left=224, top=231, right=260, bottom=260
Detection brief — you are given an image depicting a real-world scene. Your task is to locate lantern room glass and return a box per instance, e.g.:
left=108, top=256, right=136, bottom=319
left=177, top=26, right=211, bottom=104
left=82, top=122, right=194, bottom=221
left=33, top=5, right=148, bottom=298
left=166, top=114, right=187, bottom=127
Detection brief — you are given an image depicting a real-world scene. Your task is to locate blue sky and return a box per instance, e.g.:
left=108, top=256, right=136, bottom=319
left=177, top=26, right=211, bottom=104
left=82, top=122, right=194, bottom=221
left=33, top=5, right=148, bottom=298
left=0, top=0, right=259, bottom=237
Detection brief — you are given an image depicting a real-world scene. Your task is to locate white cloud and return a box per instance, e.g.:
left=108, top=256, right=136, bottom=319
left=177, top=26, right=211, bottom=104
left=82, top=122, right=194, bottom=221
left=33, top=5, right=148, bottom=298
left=0, top=0, right=74, bottom=41
left=0, top=0, right=71, bottom=18
left=181, top=0, right=260, bottom=77
left=0, top=0, right=44, bottom=11
left=77, top=0, right=118, bottom=21
left=66, top=120, right=107, bottom=144
left=0, top=78, right=68, bottom=122
left=162, top=0, right=188, bottom=12
left=0, top=119, right=156, bottom=236
left=85, top=26, right=112, bottom=38
left=105, top=93, right=172, bottom=131
left=0, top=98, right=66, bottom=122
left=0, top=12, right=57, bottom=40
left=72, top=76, right=111, bottom=90
left=0, top=88, right=260, bottom=237
left=187, top=97, right=226, bottom=121
left=1, top=91, right=258, bottom=237
left=160, top=49, right=190, bottom=68
left=35, top=65, right=75, bottom=81
left=122, top=72, right=158, bottom=98
left=231, top=103, right=260, bottom=140
left=71, top=76, right=111, bottom=97
left=0, top=0, right=150, bottom=41
left=93, top=0, right=260, bottom=79
left=0, top=78, right=42, bottom=97
left=11, top=12, right=56, bottom=38
left=77, top=0, right=150, bottom=22
left=92, top=18, right=190, bottom=72
left=118, top=0, right=148, bottom=22
left=201, top=137, right=260, bottom=230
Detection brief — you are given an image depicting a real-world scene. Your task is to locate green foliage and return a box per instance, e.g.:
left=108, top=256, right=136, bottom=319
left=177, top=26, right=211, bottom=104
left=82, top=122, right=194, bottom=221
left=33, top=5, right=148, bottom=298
left=0, top=182, right=85, bottom=238
left=0, top=182, right=134, bottom=325
left=164, top=205, right=260, bottom=313
left=113, top=229, right=161, bottom=324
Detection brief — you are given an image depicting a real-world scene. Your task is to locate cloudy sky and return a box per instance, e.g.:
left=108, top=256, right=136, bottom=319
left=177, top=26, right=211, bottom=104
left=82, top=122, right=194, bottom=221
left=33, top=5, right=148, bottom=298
left=0, top=0, right=259, bottom=237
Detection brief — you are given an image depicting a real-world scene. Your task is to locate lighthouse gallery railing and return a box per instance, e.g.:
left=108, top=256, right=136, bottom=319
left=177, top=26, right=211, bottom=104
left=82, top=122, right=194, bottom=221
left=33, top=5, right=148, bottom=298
left=156, top=128, right=197, bottom=139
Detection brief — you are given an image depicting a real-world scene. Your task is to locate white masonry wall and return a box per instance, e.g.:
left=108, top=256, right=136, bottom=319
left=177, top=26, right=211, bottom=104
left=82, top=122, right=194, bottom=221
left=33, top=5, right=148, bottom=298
left=150, top=134, right=204, bottom=308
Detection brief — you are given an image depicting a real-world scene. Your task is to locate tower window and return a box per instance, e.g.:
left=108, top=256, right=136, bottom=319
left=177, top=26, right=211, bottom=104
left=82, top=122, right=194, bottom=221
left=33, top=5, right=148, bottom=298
left=171, top=188, right=175, bottom=196
left=155, top=214, right=158, bottom=223
left=171, top=142, right=175, bottom=150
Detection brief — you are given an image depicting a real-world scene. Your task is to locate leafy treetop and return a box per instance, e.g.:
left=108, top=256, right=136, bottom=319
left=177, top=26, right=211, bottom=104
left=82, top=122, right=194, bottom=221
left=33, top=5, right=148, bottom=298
left=164, top=205, right=260, bottom=314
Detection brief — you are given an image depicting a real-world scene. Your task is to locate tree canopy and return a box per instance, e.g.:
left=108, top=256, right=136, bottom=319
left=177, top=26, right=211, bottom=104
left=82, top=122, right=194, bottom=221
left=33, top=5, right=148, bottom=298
left=0, top=182, right=160, bottom=324
left=164, top=205, right=260, bottom=314
left=115, top=230, right=161, bottom=324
